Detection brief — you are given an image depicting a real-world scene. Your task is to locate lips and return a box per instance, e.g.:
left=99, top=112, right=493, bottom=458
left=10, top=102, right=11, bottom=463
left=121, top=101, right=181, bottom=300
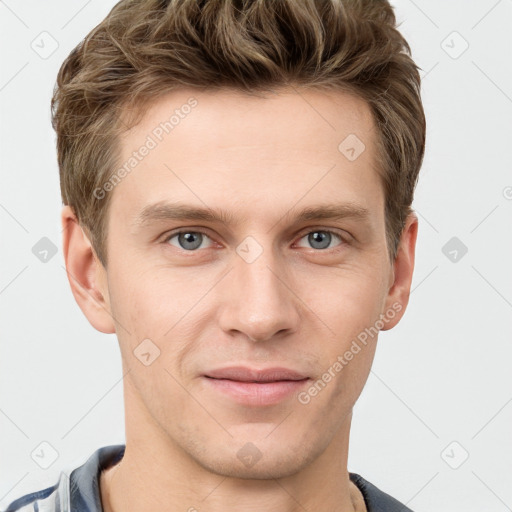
left=202, top=366, right=310, bottom=406
left=204, top=366, right=309, bottom=383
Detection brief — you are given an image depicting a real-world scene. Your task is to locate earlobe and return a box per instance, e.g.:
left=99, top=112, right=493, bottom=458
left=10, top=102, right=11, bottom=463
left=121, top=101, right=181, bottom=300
left=61, top=205, right=116, bottom=334
left=381, top=213, right=418, bottom=331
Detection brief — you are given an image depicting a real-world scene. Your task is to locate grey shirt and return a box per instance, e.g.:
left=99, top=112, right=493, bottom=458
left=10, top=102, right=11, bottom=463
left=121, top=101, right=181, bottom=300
left=2, top=445, right=413, bottom=511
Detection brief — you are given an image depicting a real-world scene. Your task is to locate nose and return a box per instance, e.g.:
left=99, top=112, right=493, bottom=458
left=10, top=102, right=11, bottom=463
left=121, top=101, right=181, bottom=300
left=217, top=242, right=301, bottom=343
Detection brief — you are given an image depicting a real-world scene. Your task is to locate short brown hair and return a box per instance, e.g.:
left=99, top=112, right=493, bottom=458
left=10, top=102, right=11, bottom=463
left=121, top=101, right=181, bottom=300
left=51, top=0, right=426, bottom=267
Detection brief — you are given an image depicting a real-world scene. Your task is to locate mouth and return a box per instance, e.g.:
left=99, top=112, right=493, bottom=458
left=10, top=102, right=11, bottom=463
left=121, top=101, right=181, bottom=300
left=202, top=366, right=310, bottom=406
left=204, top=366, right=308, bottom=382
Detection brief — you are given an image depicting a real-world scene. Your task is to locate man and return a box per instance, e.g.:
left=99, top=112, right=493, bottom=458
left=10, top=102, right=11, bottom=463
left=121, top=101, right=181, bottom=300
left=3, top=0, right=425, bottom=510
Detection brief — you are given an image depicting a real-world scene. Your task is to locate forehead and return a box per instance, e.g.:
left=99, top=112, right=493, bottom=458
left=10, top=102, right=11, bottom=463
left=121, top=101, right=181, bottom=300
left=110, top=86, right=383, bottom=229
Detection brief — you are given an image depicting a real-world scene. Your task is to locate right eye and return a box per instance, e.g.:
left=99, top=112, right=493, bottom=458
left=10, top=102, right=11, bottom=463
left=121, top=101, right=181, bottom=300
left=163, top=230, right=215, bottom=251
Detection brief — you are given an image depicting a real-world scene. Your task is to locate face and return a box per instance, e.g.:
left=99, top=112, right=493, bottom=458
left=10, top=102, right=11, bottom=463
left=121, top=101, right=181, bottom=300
left=67, top=86, right=416, bottom=479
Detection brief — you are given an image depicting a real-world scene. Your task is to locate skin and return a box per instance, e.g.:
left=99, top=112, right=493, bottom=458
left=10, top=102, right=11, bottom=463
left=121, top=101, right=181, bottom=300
left=62, top=86, right=417, bottom=512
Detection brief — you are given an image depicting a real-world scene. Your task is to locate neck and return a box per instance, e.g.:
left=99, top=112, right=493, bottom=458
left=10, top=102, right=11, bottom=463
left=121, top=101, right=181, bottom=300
left=100, top=379, right=366, bottom=512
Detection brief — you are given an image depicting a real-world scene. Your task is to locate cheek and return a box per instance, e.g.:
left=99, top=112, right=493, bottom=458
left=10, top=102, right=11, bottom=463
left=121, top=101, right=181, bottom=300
left=298, top=267, right=385, bottom=399
left=108, top=260, right=194, bottom=336
left=302, top=264, right=388, bottom=335
left=107, top=263, right=206, bottom=386
left=300, top=315, right=378, bottom=428
left=107, top=271, right=199, bottom=419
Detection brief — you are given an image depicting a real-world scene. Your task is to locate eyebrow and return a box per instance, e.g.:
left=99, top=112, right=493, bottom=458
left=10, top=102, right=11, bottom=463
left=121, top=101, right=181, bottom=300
left=133, top=201, right=370, bottom=230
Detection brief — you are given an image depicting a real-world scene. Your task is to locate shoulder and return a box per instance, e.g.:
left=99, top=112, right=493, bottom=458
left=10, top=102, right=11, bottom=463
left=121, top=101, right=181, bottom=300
left=2, top=444, right=125, bottom=512
left=350, top=472, right=414, bottom=512
left=1, top=480, right=61, bottom=512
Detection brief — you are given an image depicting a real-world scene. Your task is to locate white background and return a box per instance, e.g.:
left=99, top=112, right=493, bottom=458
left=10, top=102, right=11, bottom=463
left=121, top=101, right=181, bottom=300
left=0, top=1, right=511, bottom=511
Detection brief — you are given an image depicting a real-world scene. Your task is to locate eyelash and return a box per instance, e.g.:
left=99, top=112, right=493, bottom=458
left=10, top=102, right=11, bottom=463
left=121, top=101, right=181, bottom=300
left=162, top=228, right=349, bottom=252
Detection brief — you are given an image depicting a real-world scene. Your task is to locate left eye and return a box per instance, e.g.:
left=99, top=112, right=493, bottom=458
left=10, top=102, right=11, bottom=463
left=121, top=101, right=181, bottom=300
left=165, top=229, right=344, bottom=252
left=296, top=230, right=344, bottom=250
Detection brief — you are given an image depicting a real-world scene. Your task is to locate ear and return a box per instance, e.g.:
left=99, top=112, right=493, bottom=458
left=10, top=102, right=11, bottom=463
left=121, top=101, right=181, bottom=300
left=61, top=205, right=115, bottom=334
left=381, top=212, right=418, bottom=330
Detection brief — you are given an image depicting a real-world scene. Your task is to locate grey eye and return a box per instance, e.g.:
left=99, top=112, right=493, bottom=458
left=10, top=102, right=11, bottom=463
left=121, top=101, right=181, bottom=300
left=308, top=231, right=331, bottom=249
left=297, top=230, right=342, bottom=250
left=167, top=231, right=209, bottom=251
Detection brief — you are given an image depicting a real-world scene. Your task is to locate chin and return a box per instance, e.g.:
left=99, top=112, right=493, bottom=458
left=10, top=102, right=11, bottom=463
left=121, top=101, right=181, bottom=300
left=187, top=435, right=321, bottom=480
left=196, top=453, right=311, bottom=480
